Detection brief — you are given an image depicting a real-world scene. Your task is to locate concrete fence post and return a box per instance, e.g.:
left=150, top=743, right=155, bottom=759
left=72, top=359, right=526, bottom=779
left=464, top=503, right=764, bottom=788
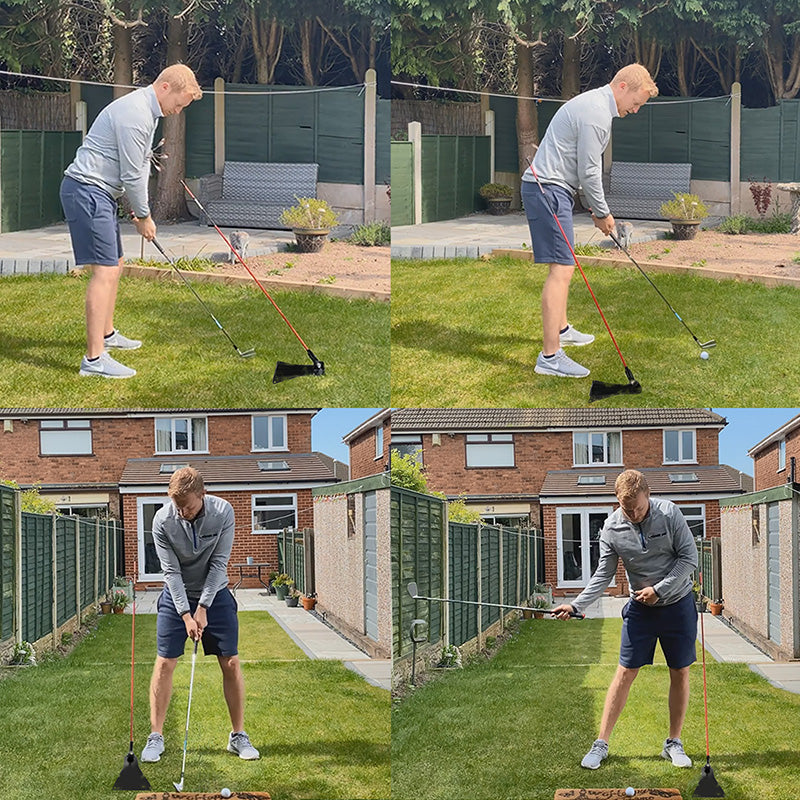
left=363, top=68, right=377, bottom=224
left=51, top=514, right=58, bottom=650
left=94, top=516, right=100, bottom=606
left=442, top=503, right=450, bottom=646
left=498, top=526, right=504, bottom=629
left=476, top=523, right=482, bottom=650
left=13, top=488, right=22, bottom=644
left=484, top=109, right=496, bottom=182
left=214, top=77, right=226, bottom=174
left=730, top=81, right=742, bottom=215
left=408, top=121, right=422, bottom=225
left=75, top=519, right=81, bottom=625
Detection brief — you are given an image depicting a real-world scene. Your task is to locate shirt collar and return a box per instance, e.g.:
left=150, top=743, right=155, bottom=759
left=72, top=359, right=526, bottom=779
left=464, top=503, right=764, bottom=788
left=603, top=83, right=620, bottom=119
left=145, top=84, right=164, bottom=120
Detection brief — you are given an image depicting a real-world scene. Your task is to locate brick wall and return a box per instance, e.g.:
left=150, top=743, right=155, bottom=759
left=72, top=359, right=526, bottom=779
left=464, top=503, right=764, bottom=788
left=753, top=426, right=800, bottom=490
left=349, top=417, right=390, bottom=479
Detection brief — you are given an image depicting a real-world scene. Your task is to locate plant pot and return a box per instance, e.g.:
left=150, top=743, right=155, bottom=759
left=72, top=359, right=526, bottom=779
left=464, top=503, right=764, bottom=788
left=302, top=596, right=317, bottom=611
left=293, top=228, right=330, bottom=253
left=274, top=585, right=288, bottom=601
left=522, top=609, right=533, bottom=620
left=285, top=596, right=299, bottom=607
left=533, top=611, right=544, bottom=619
left=486, top=197, right=512, bottom=215
left=670, top=219, right=701, bottom=240
left=709, top=602, right=724, bottom=616
left=100, top=601, right=113, bottom=615
left=113, top=606, right=124, bottom=614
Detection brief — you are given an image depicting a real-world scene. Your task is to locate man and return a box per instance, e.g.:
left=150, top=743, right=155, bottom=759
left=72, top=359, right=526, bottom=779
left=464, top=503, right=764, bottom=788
left=60, top=64, right=202, bottom=379
left=521, top=63, right=658, bottom=379
left=141, top=466, right=260, bottom=763
left=553, top=469, right=698, bottom=770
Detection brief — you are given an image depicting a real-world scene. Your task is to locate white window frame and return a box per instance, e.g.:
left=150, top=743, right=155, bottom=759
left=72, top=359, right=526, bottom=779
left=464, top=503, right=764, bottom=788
left=375, top=424, right=384, bottom=459
left=556, top=506, right=615, bottom=588
left=663, top=429, right=697, bottom=464
left=391, top=435, right=423, bottom=465
left=39, top=419, right=93, bottom=456
left=678, top=504, right=706, bottom=539
left=572, top=430, right=623, bottom=467
left=154, top=416, right=209, bottom=454
left=778, top=439, right=786, bottom=471
left=137, top=495, right=170, bottom=582
left=251, top=414, right=288, bottom=452
left=252, top=493, right=297, bottom=534
left=465, top=433, right=515, bottom=468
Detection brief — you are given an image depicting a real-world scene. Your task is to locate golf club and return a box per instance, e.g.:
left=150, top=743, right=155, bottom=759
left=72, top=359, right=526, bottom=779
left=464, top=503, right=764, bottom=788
left=149, top=237, right=256, bottom=358
left=407, top=582, right=585, bottom=618
left=180, top=179, right=325, bottom=383
left=113, top=560, right=150, bottom=791
left=524, top=158, right=642, bottom=402
left=608, top=231, right=716, bottom=350
left=174, top=638, right=200, bottom=793
left=693, top=572, right=725, bottom=797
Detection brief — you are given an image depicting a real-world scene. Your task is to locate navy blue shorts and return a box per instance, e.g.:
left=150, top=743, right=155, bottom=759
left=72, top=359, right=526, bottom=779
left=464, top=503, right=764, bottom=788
left=521, top=180, right=576, bottom=265
left=60, top=176, right=123, bottom=266
left=619, top=591, right=697, bottom=670
left=156, top=587, right=239, bottom=659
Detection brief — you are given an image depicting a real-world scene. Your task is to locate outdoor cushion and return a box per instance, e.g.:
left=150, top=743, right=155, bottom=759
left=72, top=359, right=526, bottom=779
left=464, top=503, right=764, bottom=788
left=606, top=161, right=692, bottom=220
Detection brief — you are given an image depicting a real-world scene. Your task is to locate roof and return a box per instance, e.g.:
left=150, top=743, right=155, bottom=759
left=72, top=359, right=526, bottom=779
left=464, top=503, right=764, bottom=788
left=747, top=412, right=800, bottom=456
left=342, top=408, right=391, bottom=443
left=720, top=464, right=754, bottom=493
left=119, top=453, right=342, bottom=487
left=0, top=408, right=320, bottom=417
left=391, top=408, right=726, bottom=431
left=539, top=465, right=744, bottom=499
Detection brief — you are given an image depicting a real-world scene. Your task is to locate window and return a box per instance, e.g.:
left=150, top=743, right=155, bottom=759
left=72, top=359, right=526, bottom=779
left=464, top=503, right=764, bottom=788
left=375, top=425, right=384, bottom=459
left=577, top=474, right=606, bottom=485
left=252, top=494, right=297, bottom=533
left=258, top=460, right=290, bottom=471
left=669, top=472, right=699, bottom=483
left=678, top=505, right=705, bottom=538
left=252, top=415, right=287, bottom=451
left=159, top=462, right=189, bottom=473
left=155, top=417, right=208, bottom=453
left=778, top=439, right=786, bottom=471
left=664, top=429, right=696, bottom=463
left=573, top=431, right=621, bottom=466
left=465, top=433, right=514, bottom=468
left=391, top=435, right=423, bottom=464
left=40, top=419, right=92, bottom=455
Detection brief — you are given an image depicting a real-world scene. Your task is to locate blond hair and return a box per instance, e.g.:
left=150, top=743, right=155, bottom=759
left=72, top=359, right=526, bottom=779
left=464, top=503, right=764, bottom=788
left=154, top=64, right=202, bottom=100
left=614, top=469, right=650, bottom=503
left=168, top=466, right=205, bottom=499
left=611, top=64, right=659, bottom=98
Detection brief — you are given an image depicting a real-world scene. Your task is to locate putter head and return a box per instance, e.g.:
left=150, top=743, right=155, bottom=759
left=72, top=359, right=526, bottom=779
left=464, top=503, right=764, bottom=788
left=113, top=751, right=150, bottom=791
left=693, top=763, right=725, bottom=797
left=589, top=378, right=643, bottom=403
left=407, top=581, right=419, bottom=598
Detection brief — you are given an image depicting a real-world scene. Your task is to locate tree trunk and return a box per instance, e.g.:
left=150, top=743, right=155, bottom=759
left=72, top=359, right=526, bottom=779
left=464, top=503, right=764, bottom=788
left=250, top=5, right=284, bottom=84
left=152, top=11, right=190, bottom=221
left=633, top=33, right=662, bottom=80
left=112, top=0, right=134, bottom=99
left=561, top=34, right=581, bottom=99
left=299, top=19, right=317, bottom=85
left=675, top=38, right=690, bottom=97
left=516, top=22, right=540, bottom=177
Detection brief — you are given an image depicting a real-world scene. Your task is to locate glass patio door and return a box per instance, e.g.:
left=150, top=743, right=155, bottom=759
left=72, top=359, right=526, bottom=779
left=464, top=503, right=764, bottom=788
left=137, top=496, right=169, bottom=581
left=557, top=507, right=612, bottom=588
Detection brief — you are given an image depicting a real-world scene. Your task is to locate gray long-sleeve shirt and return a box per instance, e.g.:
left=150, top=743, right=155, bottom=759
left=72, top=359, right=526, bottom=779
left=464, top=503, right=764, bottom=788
left=65, top=85, right=162, bottom=218
left=522, top=83, right=618, bottom=218
left=152, top=494, right=234, bottom=617
left=571, top=497, right=698, bottom=615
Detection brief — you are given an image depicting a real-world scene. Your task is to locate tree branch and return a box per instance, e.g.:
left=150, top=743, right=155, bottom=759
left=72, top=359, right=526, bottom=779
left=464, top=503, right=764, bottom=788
left=100, top=0, right=146, bottom=28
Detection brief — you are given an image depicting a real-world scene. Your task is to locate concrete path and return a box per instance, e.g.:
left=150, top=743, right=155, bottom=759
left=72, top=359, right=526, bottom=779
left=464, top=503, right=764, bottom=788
left=391, top=210, right=668, bottom=259
left=130, top=588, right=390, bottom=691
left=577, top=595, right=800, bottom=695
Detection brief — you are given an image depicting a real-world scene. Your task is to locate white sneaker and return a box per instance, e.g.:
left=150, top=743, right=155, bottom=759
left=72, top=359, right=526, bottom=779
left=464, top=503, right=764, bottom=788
left=581, top=738, right=608, bottom=769
left=534, top=348, right=590, bottom=378
left=104, top=329, right=142, bottom=350
left=228, top=730, right=260, bottom=760
left=560, top=324, right=595, bottom=347
left=140, top=732, right=164, bottom=762
left=662, top=737, right=692, bottom=767
left=79, top=352, right=136, bottom=379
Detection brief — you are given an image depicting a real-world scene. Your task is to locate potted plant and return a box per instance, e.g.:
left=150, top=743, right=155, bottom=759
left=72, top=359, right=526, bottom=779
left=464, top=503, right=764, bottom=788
left=479, top=182, right=513, bottom=215
left=100, top=591, right=113, bottom=615
left=267, top=571, right=278, bottom=594
left=272, top=573, right=293, bottom=601
left=10, top=640, right=36, bottom=666
left=280, top=197, right=339, bottom=253
left=692, top=580, right=707, bottom=613
left=531, top=596, right=551, bottom=619
left=111, top=588, right=129, bottom=614
left=301, top=591, right=317, bottom=611
left=436, top=643, right=462, bottom=669
left=659, top=193, right=708, bottom=240
left=709, top=598, right=724, bottom=616
left=285, top=587, right=301, bottom=608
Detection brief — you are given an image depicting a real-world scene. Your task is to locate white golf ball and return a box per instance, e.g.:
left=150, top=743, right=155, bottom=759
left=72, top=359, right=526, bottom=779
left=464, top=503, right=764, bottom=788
left=626, top=788, right=635, bottom=797
left=221, top=789, right=232, bottom=798
left=700, top=350, right=709, bottom=360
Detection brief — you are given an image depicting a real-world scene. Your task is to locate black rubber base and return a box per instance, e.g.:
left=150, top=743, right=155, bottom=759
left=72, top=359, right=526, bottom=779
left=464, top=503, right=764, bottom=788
left=693, top=763, right=725, bottom=797
left=113, top=752, right=150, bottom=791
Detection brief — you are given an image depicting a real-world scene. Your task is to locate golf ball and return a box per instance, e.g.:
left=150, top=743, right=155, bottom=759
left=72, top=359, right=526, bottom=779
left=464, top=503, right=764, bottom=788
left=700, top=350, right=709, bottom=360
left=221, top=790, right=232, bottom=798
left=626, top=789, right=635, bottom=797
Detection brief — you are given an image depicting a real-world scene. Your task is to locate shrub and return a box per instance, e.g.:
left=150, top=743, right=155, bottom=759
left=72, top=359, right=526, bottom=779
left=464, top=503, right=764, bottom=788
left=479, top=182, right=513, bottom=199
left=748, top=213, right=792, bottom=234
left=438, top=643, right=462, bottom=668
left=447, top=496, right=482, bottom=524
left=718, top=214, right=750, bottom=235
left=390, top=452, right=429, bottom=493
left=10, top=641, right=36, bottom=666
left=748, top=177, right=772, bottom=217
left=349, top=222, right=390, bottom=246
left=0, top=480, right=58, bottom=514
left=280, top=198, right=339, bottom=230
left=660, top=193, right=708, bottom=221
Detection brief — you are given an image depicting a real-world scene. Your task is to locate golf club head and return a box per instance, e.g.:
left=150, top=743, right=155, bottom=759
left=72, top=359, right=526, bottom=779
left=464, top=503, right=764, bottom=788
left=173, top=781, right=184, bottom=792
left=589, top=378, right=643, bottom=403
left=272, top=359, right=325, bottom=383
left=693, top=763, right=725, bottom=797
left=407, top=582, right=419, bottom=598
left=113, top=752, right=150, bottom=791
left=238, top=348, right=256, bottom=358
left=700, top=340, right=717, bottom=349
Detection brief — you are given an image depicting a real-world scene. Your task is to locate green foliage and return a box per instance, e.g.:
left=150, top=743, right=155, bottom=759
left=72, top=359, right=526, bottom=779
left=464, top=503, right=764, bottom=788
left=128, top=255, right=217, bottom=272
left=718, top=214, right=750, bottom=234
left=390, top=452, right=429, bottom=493
left=437, top=643, right=462, bottom=668
left=447, top=496, right=482, bottom=524
left=110, top=589, right=129, bottom=610
left=479, top=182, right=513, bottom=199
left=0, top=479, right=58, bottom=514
left=532, top=596, right=551, bottom=609
left=280, top=198, right=339, bottom=230
left=573, top=243, right=607, bottom=256
left=348, top=222, right=391, bottom=246
left=660, top=193, right=709, bottom=221
left=9, top=640, right=36, bottom=666
left=272, top=573, right=295, bottom=588
left=718, top=213, right=793, bottom=235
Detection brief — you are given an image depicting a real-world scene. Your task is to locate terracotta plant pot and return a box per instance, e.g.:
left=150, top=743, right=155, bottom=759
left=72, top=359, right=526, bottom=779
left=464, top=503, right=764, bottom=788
left=113, top=606, right=124, bottom=614
left=293, top=228, right=330, bottom=253
left=100, top=601, right=113, bottom=615
left=709, top=601, right=724, bottom=616
left=302, top=596, right=317, bottom=611
left=533, top=611, right=544, bottom=619
left=670, top=219, right=701, bottom=240
left=522, top=609, right=533, bottom=620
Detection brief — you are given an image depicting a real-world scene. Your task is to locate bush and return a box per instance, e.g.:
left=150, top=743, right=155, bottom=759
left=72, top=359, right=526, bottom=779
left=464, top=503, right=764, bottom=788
left=718, top=214, right=750, bottom=235
left=349, top=222, right=390, bottom=246
left=447, top=496, right=482, bottom=524
left=10, top=641, right=36, bottom=666
left=390, top=452, right=429, bottom=493
left=437, top=643, right=462, bottom=668
left=748, top=213, right=792, bottom=234
left=660, top=193, right=708, bottom=221
left=0, top=480, right=58, bottom=514
left=479, top=182, right=513, bottom=200
left=280, top=197, right=339, bottom=230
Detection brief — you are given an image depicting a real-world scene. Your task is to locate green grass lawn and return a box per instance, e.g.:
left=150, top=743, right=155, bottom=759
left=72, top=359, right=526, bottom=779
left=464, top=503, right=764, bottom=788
left=0, top=274, right=389, bottom=406
left=391, top=256, right=800, bottom=406
left=0, top=612, right=389, bottom=800
left=392, top=619, right=800, bottom=800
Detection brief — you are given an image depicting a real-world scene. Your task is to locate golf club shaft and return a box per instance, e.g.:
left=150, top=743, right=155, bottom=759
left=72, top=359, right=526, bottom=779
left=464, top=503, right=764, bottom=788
left=412, top=592, right=584, bottom=618
left=181, top=180, right=312, bottom=352
left=150, top=237, right=253, bottom=357
left=609, top=232, right=715, bottom=349
left=176, top=638, right=199, bottom=791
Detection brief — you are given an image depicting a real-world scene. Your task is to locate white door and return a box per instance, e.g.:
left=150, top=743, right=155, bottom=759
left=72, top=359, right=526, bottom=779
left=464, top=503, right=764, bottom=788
left=557, top=507, right=612, bottom=588
left=137, top=496, right=170, bottom=581
left=767, top=502, right=781, bottom=645
left=364, top=492, right=379, bottom=641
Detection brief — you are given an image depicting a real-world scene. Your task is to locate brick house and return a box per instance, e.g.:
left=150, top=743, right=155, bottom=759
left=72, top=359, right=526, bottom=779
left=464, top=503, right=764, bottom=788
left=390, top=408, right=745, bottom=597
left=343, top=408, right=390, bottom=479
left=747, top=411, right=800, bottom=490
left=0, top=408, right=346, bottom=587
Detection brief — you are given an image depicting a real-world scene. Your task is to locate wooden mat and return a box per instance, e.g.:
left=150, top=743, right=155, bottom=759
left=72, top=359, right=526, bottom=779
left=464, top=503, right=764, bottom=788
left=554, top=790, right=683, bottom=800
left=135, top=793, right=271, bottom=800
